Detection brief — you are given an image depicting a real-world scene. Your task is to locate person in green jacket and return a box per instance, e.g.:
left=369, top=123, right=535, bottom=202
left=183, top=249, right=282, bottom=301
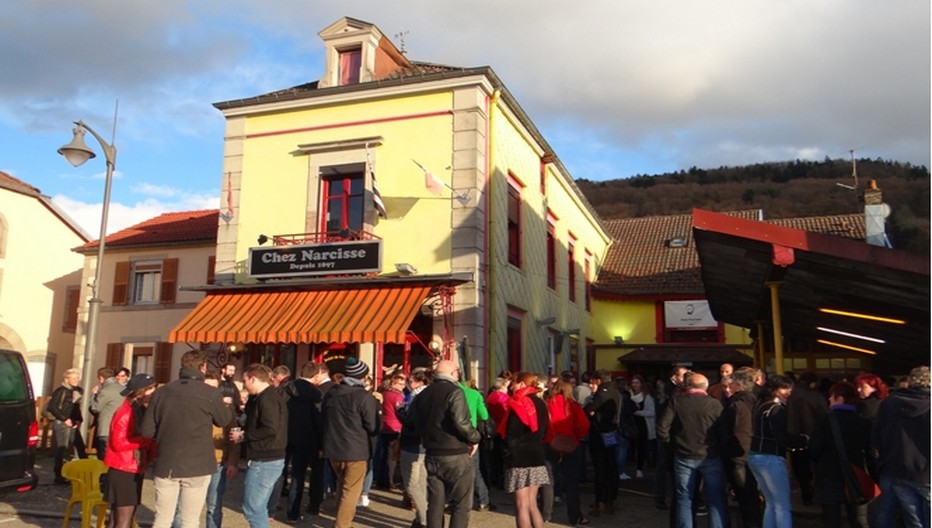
left=461, top=379, right=494, bottom=511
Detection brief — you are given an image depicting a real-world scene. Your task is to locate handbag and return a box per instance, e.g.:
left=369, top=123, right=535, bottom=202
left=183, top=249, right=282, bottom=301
left=550, top=434, right=579, bottom=455
left=827, top=412, right=879, bottom=505
left=600, top=431, right=619, bottom=448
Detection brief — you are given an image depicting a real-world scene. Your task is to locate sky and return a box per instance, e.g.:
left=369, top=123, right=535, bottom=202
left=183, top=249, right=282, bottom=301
left=1, top=1, right=928, bottom=237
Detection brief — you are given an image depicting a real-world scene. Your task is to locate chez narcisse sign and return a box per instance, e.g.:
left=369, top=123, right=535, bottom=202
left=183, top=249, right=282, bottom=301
left=248, top=240, right=382, bottom=279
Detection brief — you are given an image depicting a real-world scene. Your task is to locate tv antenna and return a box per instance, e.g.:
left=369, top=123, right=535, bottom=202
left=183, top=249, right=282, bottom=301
left=835, top=149, right=860, bottom=190
left=835, top=149, right=862, bottom=211
left=394, top=30, right=410, bottom=54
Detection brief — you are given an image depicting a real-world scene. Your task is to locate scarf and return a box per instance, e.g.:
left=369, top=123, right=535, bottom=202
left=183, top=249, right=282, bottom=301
left=497, top=385, right=539, bottom=438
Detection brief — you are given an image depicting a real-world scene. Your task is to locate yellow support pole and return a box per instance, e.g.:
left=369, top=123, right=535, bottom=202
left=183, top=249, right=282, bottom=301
left=766, top=282, right=785, bottom=374
left=755, top=321, right=765, bottom=369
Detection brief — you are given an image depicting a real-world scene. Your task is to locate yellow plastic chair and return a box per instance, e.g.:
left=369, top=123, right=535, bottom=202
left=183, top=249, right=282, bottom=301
left=61, top=458, right=108, bottom=528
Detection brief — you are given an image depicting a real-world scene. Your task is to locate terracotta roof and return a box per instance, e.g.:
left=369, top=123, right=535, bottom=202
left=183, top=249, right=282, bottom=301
left=768, top=214, right=866, bottom=239
left=595, top=211, right=866, bottom=297
left=76, top=209, right=218, bottom=252
left=0, top=171, right=41, bottom=196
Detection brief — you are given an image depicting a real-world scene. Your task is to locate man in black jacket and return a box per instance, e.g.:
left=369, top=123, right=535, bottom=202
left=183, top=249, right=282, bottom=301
left=786, top=371, right=827, bottom=506
left=411, top=360, right=480, bottom=528
left=48, top=368, right=87, bottom=483
left=872, top=365, right=930, bottom=528
left=720, top=367, right=762, bottom=528
left=284, top=366, right=322, bottom=522
left=305, top=361, right=335, bottom=514
left=584, top=369, right=621, bottom=515
left=234, top=364, right=287, bottom=528
left=141, top=351, right=233, bottom=528
left=657, top=372, right=728, bottom=528
left=321, top=358, right=379, bottom=528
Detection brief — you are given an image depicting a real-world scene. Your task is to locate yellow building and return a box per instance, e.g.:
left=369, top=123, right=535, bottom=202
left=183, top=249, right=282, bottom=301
left=171, top=17, right=611, bottom=386
left=0, top=172, right=88, bottom=395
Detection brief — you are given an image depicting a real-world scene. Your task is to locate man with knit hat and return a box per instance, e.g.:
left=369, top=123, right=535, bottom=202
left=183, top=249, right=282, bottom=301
left=321, top=357, right=379, bottom=528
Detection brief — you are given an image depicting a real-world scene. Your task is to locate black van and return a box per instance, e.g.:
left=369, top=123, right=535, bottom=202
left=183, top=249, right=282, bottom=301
left=0, top=349, right=39, bottom=491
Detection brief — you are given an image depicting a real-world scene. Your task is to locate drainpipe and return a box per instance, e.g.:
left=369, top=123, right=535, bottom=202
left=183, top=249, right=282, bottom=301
left=485, top=89, right=501, bottom=388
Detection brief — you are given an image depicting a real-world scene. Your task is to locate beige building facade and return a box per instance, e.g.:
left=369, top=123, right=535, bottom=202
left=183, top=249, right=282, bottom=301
left=0, top=172, right=88, bottom=395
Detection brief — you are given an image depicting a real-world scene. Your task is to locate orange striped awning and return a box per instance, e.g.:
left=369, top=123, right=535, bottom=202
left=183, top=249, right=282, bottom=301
left=169, top=285, right=431, bottom=344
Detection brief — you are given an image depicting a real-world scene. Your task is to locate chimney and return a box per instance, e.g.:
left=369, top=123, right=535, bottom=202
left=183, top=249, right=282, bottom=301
left=863, top=180, right=892, bottom=247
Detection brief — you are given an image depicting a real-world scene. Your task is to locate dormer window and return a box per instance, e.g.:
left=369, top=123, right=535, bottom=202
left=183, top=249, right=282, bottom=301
left=317, top=18, right=413, bottom=89
left=339, top=47, right=361, bottom=86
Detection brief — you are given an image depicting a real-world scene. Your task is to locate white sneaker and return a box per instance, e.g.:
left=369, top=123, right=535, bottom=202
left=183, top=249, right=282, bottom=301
left=619, top=473, right=632, bottom=480
left=635, top=470, right=644, bottom=478
left=358, top=495, right=370, bottom=507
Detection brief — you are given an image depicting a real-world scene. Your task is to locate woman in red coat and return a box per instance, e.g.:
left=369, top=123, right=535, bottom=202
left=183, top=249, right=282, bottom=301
left=545, top=377, right=590, bottom=526
left=104, top=374, right=157, bottom=528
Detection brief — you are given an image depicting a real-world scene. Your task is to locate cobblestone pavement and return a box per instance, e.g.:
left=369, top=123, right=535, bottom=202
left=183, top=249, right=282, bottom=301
left=1, top=454, right=822, bottom=527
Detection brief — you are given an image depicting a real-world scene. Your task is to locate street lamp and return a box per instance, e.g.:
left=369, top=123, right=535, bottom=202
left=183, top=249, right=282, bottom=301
left=58, top=120, right=116, bottom=441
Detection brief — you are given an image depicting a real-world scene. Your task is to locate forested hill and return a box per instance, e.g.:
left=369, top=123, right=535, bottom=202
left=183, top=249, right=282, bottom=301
left=576, top=158, right=930, bottom=253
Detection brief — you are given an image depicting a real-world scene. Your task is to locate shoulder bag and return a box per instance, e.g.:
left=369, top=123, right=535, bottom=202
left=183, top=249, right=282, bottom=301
left=827, top=411, right=879, bottom=505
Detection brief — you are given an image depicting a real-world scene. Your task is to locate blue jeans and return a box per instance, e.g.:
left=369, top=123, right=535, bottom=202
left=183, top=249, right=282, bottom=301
left=205, top=463, right=228, bottom=528
left=878, top=474, right=930, bottom=528
left=615, top=432, right=630, bottom=475
left=673, top=456, right=727, bottom=528
left=747, top=453, right=792, bottom=528
left=472, top=450, right=490, bottom=506
left=362, top=458, right=373, bottom=496
left=243, top=458, right=285, bottom=528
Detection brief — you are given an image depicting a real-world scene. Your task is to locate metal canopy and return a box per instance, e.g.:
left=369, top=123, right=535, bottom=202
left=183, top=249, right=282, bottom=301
left=692, top=209, right=930, bottom=372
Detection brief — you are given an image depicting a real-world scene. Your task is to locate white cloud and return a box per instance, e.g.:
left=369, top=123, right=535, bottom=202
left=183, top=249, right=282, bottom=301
left=52, top=193, right=220, bottom=237
left=1, top=0, right=928, bottom=208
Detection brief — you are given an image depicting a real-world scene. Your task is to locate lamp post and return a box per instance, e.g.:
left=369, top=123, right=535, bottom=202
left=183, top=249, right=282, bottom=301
left=58, top=120, right=116, bottom=441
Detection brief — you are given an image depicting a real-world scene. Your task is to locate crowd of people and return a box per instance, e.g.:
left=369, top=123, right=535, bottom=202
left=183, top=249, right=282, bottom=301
left=45, top=356, right=930, bottom=528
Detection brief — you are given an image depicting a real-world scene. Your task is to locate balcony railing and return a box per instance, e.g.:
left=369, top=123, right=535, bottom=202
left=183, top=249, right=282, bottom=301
left=270, top=229, right=381, bottom=246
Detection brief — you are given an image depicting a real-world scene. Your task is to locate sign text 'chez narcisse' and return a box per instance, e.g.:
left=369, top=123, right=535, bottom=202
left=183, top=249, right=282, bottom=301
left=248, top=240, right=382, bottom=279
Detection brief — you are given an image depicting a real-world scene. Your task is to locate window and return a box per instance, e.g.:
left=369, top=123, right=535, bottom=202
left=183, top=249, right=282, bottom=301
left=584, top=251, right=592, bottom=311
left=112, top=258, right=178, bottom=306
left=507, top=176, right=523, bottom=267
left=546, top=213, right=557, bottom=290
left=321, top=168, right=365, bottom=238
left=132, top=345, right=154, bottom=376
left=507, top=311, right=523, bottom=373
left=567, top=236, right=576, bottom=302
left=339, top=48, right=361, bottom=86
left=63, top=286, right=81, bottom=332
left=132, top=261, right=162, bottom=304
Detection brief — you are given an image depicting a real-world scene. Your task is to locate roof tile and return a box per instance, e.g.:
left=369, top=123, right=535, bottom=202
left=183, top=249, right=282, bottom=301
left=77, top=209, right=218, bottom=251
left=596, top=210, right=865, bottom=296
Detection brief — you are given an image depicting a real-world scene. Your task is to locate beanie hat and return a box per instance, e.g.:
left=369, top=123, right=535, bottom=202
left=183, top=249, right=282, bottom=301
left=345, top=357, right=369, bottom=380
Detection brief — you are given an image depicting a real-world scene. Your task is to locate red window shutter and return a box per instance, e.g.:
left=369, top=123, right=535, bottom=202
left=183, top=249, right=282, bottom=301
left=206, top=256, right=216, bottom=285
left=63, top=287, right=81, bottom=332
left=155, top=342, right=172, bottom=384
left=112, top=261, right=130, bottom=306
left=159, top=258, right=178, bottom=305
left=105, top=343, right=123, bottom=369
